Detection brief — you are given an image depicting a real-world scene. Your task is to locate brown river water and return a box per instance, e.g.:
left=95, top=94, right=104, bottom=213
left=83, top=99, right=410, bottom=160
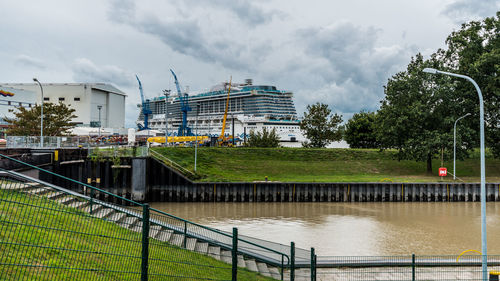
left=150, top=202, right=500, bottom=256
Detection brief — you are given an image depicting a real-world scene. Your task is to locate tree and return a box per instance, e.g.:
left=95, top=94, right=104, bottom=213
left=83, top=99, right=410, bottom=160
left=442, top=12, right=500, bottom=157
left=300, top=102, right=343, bottom=148
left=376, top=54, right=476, bottom=173
left=247, top=127, right=280, bottom=147
left=344, top=111, right=379, bottom=148
left=5, top=102, right=77, bottom=136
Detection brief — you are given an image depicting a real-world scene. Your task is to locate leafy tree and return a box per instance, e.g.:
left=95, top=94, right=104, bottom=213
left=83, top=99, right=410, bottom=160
left=376, top=54, right=476, bottom=173
left=4, top=102, right=77, bottom=136
left=300, top=102, right=343, bottom=148
left=247, top=127, right=280, bottom=147
left=344, top=111, right=379, bottom=148
left=442, top=11, right=500, bottom=157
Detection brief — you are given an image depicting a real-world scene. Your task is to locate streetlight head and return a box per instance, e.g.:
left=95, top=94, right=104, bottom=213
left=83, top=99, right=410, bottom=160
left=33, top=78, right=38, bottom=82
left=423, top=68, right=438, bottom=74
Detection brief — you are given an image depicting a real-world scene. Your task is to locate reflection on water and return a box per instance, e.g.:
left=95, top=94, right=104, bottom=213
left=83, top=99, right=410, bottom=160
left=150, top=202, right=500, bottom=256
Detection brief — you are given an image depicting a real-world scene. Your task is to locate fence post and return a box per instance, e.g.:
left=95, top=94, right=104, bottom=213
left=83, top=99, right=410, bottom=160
left=232, top=227, right=238, bottom=281
left=310, top=247, right=316, bottom=281
left=412, top=253, right=415, bottom=281
left=141, top=204, right=150, bottom=281
left=291, top=242, right=295, bottom=281
left=281, top=255, right=284, bottom=281
left=90, top=188, right=94, bottom=213
left=183, top=221, right=187, bottom=248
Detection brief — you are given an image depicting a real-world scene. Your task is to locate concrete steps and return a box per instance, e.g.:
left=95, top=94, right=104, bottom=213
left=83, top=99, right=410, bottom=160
left=257, top=262, right=272, bottom=277
left=185, top=238, right=197, bottom=251
left=194, top=242, right=209, bottom=254
left=208, top=246, right=221, bottom=260
left=220, top=250, right=232, bottom=263
left=11, top=181, right=286, bottom=280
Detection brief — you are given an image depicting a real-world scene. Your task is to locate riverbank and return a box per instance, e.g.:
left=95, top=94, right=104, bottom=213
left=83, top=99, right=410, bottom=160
left=152, top=147, right=500, bottom=183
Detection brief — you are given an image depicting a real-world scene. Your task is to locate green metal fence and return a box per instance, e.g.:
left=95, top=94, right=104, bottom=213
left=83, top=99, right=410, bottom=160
left=0, top=154, right=296, bottom=280
left=315, top=255, right=500, bottom=280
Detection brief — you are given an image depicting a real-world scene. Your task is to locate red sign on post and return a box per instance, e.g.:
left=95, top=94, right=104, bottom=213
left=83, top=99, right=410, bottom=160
left=439, top=167, right=447, bottom=177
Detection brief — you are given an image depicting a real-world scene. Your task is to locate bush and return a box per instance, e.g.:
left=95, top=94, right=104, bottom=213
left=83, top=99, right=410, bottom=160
left=247, top=128, right=280, bottom=147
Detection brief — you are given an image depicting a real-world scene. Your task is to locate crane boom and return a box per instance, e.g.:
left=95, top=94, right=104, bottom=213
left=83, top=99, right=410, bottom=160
left=219, top=77, right=232, bottom=140
left=169, top=69, right=192, bottom=136
left=170, top=69, right=182, bottom=99
left=136, top=75, right=151, bottom=130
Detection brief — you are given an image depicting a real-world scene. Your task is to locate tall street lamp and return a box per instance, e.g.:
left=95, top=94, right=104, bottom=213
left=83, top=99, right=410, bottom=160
left=453, top=113, right=471, bottom=180
left=33, top=78, right=44, bottom=148
left=163, top=89, right=170, bottom=146
left=194, top=104, right=200, bottom=172
left=97, top=105, right=103, bottom=137
left=423, top=67, right=487, bottom=280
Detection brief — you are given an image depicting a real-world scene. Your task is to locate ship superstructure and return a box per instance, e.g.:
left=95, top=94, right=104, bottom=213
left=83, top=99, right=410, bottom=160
left=137, top=79, right=304, bottom=143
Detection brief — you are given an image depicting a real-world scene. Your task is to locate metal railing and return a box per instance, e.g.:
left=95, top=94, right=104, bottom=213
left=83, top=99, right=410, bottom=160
left=0, top=153, right=295, bottom=280
left=88, top=146, right=149, bottom=158
left=148, top=148, right=197, bottom=178
left=6, top=136, right=128, bottom=148
left=316, top=255, right=500, bottom=280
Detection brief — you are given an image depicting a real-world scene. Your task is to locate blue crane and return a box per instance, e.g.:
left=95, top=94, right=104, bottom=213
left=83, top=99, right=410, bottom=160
left=170, top=69, right=192, bottom=136
left=135, top=75, right=152, bottom=131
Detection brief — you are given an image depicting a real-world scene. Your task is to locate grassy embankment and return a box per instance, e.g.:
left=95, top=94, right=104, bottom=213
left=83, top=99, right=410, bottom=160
left=0, top=189, right=273, bottom=281
left=152, top=147, right=500, bottom=183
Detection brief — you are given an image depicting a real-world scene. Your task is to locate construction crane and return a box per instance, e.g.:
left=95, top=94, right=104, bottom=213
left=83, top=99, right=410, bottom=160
left=217, top=77, right=233, bottom=146
left=170, top=69, right=192, bottom=136
left=136, top=75, right=151, bottom=131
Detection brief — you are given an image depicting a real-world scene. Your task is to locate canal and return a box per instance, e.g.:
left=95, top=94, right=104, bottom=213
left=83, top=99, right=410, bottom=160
left=150, top=202, right=500, bottom=256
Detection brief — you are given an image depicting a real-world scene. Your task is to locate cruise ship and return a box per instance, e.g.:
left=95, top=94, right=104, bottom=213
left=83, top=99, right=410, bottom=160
left=137, top=79, right=305, bottom=143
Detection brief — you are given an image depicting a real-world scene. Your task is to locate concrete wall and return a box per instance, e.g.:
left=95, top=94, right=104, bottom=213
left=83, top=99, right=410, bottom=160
left=107, top=91, right=125, bottom=128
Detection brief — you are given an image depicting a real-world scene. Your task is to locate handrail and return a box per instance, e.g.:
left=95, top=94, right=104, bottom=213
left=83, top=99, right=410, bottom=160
left=0, top=153, right=142, bottom=206
left=149, top=206, right=291, bottom=266
left=149, top=149, right=196, bottom=177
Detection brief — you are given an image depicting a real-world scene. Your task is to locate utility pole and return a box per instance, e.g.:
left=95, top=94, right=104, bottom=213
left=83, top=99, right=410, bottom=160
left=195, top=104, right=200, bottom=172
left=163, top=89, right=170, bottom=146
left=33, top=78, right=44, bottom=148
left=97, top=105, right=102, bottom=137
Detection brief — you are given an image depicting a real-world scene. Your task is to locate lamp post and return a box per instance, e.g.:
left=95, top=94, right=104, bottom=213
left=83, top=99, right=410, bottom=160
left=423, top=67, right=487, bottom=280
left=194, top=104, right=200, bottom=172
left=163, top=89, right=170, bottom=146
left=97, top=105, right=102, bottom=137
left=453, top=113, right=471, bottom=180
left=33, top=78, right=44, bottom=148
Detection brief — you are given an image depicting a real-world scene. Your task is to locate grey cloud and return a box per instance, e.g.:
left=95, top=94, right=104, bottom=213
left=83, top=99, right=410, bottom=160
left=298, top=23, right=380, bottom=84
left=200, top=0, right=283, bottom=26
left=293, top=23, right=414, bottom=117
left=442, top=0, right=500, bottom=23
left=15, top=54, right=46, bottom=69
left=107, top=0, right=135, bottom=24
left=139, top=17, right=214, bottom=63
left=107, top=3, right=266, bottom=71
left=72, top=58, right=134, bottom=87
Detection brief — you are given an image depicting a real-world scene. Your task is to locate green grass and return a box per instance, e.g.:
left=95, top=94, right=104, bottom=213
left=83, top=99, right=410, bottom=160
left=0, top=189, right=274, bottom=280
left=152, top=147, right=500, bottom=183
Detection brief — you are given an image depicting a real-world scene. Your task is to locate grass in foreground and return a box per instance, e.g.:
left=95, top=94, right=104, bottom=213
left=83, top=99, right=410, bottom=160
left=0, top=189, right=274, bottom=281
left=152, top=147, right=500, bottom=183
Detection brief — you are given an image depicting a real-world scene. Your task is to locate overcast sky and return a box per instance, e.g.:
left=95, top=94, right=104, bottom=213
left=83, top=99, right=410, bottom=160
left=0, top=0, right=498, bottom=128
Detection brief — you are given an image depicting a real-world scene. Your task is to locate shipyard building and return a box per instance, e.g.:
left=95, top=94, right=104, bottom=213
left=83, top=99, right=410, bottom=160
left=1, top=83, right=127, bottom=133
